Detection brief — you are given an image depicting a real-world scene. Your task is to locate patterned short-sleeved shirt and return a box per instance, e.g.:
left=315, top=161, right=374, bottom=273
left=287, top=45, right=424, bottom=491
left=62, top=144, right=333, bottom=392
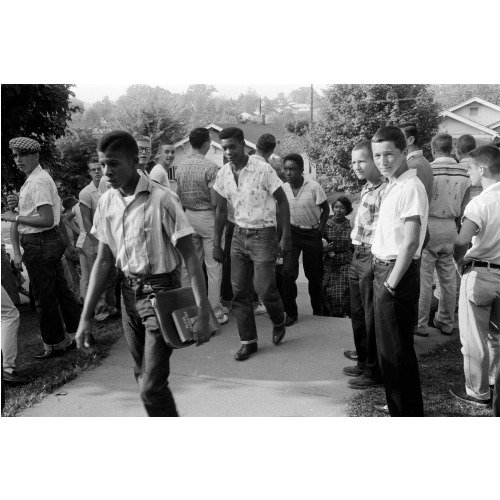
left=350, top=178, right=387, bottom=245
left=283, top=178, right=327, bottom=228
left=18, top=165, right=61, bottom=234
left=176, top=154, right=219, bottom=210
left=91, top=173, right=194, bottom=277
left=213, top=155, right=283, bottom=228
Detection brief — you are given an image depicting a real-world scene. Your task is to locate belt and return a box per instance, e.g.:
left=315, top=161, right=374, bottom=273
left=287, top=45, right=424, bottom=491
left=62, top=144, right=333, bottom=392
left=373, top=257, right=396, bottom=266
left=235, top=225, right=274, bottom=235
left=20, top=226, right=60, bottom=243
left=465, top=260, right=500, bottom=270
left=291, top=224, right=319, bottom=231
left=353, top=243, right=372, bottom=252
left=123, top=273, right=174, bottom=285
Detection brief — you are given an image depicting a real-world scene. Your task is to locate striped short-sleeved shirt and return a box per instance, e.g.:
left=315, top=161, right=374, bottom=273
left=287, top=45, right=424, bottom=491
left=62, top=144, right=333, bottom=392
left=91, top=173, right=194, bottom=277
left=283, top=178, right=327, bottom=228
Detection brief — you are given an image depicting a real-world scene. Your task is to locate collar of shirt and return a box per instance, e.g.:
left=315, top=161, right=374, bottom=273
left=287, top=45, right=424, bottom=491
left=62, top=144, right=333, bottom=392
left=188, top=153, right=205, bottom=159
left=252, top=153, right=267, bottom=163
left=482, top=181, right=500, bottom=194
left=363, top=176, right=386, bottom=193
left=24, top=165, right=43, bottom=182
left=407, top=150, right=423, bottom=161
left=392, top=167, right=416, bottom=185
left=431, top=157, right=458, bottom=166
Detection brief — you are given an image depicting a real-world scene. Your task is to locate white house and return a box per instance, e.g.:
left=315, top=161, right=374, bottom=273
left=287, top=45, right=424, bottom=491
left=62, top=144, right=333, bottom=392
left=438, top=96, right=500, bottom=146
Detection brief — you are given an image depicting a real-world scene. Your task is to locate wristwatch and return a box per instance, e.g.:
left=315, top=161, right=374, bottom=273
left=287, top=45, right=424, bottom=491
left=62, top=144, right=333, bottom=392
left=15, top=214, right=20, bottom=222
left=384, top=281, right=396, bottom=295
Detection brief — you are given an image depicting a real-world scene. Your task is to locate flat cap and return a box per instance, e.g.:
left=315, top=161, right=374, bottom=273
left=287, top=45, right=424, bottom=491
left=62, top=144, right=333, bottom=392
left=9, top=137, right=41, bottom=153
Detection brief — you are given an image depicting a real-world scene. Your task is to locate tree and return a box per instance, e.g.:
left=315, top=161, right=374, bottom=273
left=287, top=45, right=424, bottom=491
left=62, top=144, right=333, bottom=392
left=308, top=84, right=442, bottom=193
left=288, top=86, right=322, bottom=106
left=1, top=84, right=81, bottom=190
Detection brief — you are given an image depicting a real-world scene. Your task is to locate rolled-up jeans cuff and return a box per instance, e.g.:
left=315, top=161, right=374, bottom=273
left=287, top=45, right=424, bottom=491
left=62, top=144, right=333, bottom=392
left=241, top=339, right=258, bottom=345
left=43, top=335, right=72, bottom=352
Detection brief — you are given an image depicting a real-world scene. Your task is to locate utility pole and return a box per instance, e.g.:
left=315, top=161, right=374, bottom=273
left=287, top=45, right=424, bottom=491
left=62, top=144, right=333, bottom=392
left=310, top=84, right=314, bottom=124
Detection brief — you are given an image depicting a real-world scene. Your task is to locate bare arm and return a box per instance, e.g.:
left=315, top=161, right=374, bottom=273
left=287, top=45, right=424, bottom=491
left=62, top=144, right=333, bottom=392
left=10, top=222, right=23, bottom=271
left=2, top=204, right=54, bottom=228
left=63, top=212, right=80, bottom=235
left=453, top=217, right=478, bottom=271
left=80, top=204, right=94, bottom=234
left=176, top=235, right=212, bottom=345
left=213, top=192, right=228, bottom=263
left=318, top=199, right=330, bottom=233
left=273, top=187, right=291, bottom=256
left=386, top=216, right=421, bottom=289
left=209, top=186, right=217, bottom=210
left=456, top=187, right=471, bottom=230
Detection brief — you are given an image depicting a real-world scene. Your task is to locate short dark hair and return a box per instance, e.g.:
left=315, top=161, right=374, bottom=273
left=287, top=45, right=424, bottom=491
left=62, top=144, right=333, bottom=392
left=431, top=133, right=453, bottom=154
left=283, top=153, right=304, bottom=170
left=371, top=126, right=406, bottom=152
left=491, top=136, right=500, bottom=148
left=87, top=156, right=100, bottom=166
left=469, top=145, right=500, bottom=174
left=456, top=134, right=476, bottom=156
left=132, top=132, right=151, bottom=143
left=218, top=127, right=245, bottom=142
left=352, top=139, right=373, bottom=155
left=256, top=134, right=277, bottom=154
left=158, top=140, right=175, bottom=149
left=399, top=122, right=419, bottom=146
left=189, top=128, right=211, bottom=149
left=334, top=196, right=353, bottom=215
left=62, top=197, right=78, bottom=211
left=97, top=130, right=139, bottom=157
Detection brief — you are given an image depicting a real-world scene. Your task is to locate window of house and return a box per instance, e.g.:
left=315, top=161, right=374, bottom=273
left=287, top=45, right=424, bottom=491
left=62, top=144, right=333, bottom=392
left=469, top=106, right=479, bottom=117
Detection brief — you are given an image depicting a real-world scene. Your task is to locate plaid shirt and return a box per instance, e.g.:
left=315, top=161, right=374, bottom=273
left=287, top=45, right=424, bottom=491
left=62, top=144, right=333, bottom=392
left=350, top=177, right=387, bottom=246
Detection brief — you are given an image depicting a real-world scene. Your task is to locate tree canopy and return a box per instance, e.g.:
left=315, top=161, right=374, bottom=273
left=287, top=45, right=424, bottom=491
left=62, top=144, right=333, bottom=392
left=1, top=84, right=81, bottom=190
left=308, top=84, right=442, bottom=192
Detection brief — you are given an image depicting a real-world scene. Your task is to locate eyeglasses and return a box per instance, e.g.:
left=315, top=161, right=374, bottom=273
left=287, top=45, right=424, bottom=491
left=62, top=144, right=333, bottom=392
left=138, top=147, right=152, bottom=153
left=89, top=168, right=101, bottom=173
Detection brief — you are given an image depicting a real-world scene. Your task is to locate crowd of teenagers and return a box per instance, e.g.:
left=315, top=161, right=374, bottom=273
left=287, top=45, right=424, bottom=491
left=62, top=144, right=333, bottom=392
left=1, top=124, right=499, bottom=417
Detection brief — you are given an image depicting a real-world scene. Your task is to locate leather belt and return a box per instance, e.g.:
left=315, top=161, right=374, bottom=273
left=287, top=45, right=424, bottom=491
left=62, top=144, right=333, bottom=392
left=465, top=260, right=500, bottom=270
left=373, top=257, right=396, bottom=266
left=123, top=273, right=174, bottom=285
left=235, top=225, right=274, bottom=235
left=20, top=226, right=60, bottom=243
left=291, top=224, right=319, bottom=230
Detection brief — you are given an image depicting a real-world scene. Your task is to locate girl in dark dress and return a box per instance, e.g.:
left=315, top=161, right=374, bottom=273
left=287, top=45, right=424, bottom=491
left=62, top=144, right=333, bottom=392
left=322, top=196, right=353, bottom=317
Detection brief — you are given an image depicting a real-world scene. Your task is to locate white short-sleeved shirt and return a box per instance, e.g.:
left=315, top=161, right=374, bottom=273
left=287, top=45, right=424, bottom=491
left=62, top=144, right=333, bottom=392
left=371, top=169, right=429, bottom=260
left=213, top=155, right=283, bottom=228
left=72, top=204, right=86, bottom=248
left=149, top=163, right=176, bottom=192
left=463, top=182, right=500, bottom=265
left=18, top=165, right=61, bottom=234
left=282, top=178, right=327, bottom=228
left=79, top=181, right=101, bottom=218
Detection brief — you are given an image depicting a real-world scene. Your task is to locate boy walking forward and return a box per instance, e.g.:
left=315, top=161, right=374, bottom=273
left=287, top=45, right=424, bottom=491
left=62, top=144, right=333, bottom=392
left=451, top=145, right=500, bottom=408
left=370, top=126, right=429, bottom=416
left=76, top=131, right=212, bottom=417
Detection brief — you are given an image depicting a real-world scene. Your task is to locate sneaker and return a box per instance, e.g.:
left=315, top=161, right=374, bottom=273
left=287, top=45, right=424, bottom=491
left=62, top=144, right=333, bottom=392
left=254, top=304, right=267, bottom=316
left=347, top=375, right=384, bottom=389
left=373, top=401, right=390, bottom=414
left=217, top=314, right=229, bottom=325
left=2, top=369, right=28, bottom=385
left=450, top=384, right=491, bottom=407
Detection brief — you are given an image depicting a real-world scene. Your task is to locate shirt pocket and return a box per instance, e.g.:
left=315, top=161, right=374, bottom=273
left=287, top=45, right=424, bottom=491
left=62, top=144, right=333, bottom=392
left=464, top=271, right=498, bottom=307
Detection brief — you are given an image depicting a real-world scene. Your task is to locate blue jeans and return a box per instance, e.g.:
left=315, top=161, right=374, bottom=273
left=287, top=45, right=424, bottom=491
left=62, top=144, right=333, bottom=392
left=120, top=271, right=181, bottom=417
left=21, top=228, right=81, bottom=349
left=231, top=226, right=285, bottom=344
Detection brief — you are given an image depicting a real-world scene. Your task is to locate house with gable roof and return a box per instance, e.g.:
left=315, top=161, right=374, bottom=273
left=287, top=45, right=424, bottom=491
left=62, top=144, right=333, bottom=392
left=438, top=96, right=500, bottom=146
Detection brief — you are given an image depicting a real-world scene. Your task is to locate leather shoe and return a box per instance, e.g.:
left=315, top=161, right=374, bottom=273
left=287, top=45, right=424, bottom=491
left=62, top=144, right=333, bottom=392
left=2, top=369, right=29, bottom=385
left=34, top=340, right=77, bottom=360
left=234, top=343, right=258, bottom=361
left=347, top=375, right=384, bottom=389
left=433, top=318, right=453, bottom=336
left=342, top=365, right=363, bottom=377
left=450, top=384, right=491, bottom=407
left=272, top=321, right=286, bottom=345
left=284, top=315, right=297, bottom=327
left=373, top=400, right=390, bottom=414
left=343, top=350, right=358, bottom=361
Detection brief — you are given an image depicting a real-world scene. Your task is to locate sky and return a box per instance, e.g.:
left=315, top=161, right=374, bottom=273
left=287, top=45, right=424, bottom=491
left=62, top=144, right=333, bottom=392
left=73, top=83, right=326, bottom=105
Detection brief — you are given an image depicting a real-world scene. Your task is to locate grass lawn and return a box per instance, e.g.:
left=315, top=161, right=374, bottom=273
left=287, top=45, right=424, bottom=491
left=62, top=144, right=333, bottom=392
left=2, top=305, right=123, bottom=417
left=348, top=335, right=493, bottom=417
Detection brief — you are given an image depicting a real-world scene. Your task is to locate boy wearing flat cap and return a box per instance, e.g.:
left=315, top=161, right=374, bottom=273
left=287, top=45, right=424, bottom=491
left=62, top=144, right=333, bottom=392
left=2, top=137, right=81, bottom=359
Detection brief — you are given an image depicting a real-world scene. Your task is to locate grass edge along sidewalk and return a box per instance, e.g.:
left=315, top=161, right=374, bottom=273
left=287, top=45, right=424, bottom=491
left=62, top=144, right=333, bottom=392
left=348, top=335, right=493, bottom=417
left=2, top=306, right=122, bottom=417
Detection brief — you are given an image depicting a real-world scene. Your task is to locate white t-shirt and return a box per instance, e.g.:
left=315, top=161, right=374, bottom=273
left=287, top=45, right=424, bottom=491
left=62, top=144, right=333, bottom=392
left=72, top=204, right=87, bottom=248
left=463, top=182, right=500, bottom=265
left=371, top=169, right=429, bottom=260
left=150, top=163, right=176, bottom=192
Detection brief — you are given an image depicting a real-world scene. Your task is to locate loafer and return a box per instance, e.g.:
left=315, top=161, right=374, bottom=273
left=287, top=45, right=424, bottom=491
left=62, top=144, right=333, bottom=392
left=234, top=343, right=258, bottom=361
left=347, top=375, right=384, bottom=389
left=272, top=321, right=286, bottom=345
left=449, top=384, right=491, bottom=407
left=342, top=365, right=363, bottom=377
left=373, top=400, right=390, bottom=414
left=34, top=340, right=77, bottom=360
left=433, top=318, right=453, bottom=336
left=2, top=369, right=29, bottom=385
left=343, top=350, right=358, bottom=361
left=414, top=329, right=429, bottom=338
left=284, top=315, right=297, bottom=327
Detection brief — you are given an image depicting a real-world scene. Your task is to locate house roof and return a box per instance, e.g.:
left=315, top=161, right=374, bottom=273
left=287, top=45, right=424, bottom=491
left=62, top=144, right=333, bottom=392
left=439, top=111, right=500, bottom=137
left=444, top=96, right=500, bottom=114
left=175, top=122, right=287, bottom=150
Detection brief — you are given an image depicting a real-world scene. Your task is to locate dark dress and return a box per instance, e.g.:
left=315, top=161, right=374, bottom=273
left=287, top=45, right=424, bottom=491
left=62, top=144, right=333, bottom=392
left=322, top=217, right=352, bottom=317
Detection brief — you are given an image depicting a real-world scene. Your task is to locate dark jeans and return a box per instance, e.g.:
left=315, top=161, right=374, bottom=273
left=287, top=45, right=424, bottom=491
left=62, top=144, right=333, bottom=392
left=231, top=226, right=285, bottom=343
left=121, top=271, right=181, bottom=417
left=21, top=229, right=81, bottom=348
left=221, top=220, right=258, bottom=303
left=373, top=258, right=424, bottom=417
left=348, top=247, right=381, bottom=381
left=282, top=225, right=323, bottom=317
